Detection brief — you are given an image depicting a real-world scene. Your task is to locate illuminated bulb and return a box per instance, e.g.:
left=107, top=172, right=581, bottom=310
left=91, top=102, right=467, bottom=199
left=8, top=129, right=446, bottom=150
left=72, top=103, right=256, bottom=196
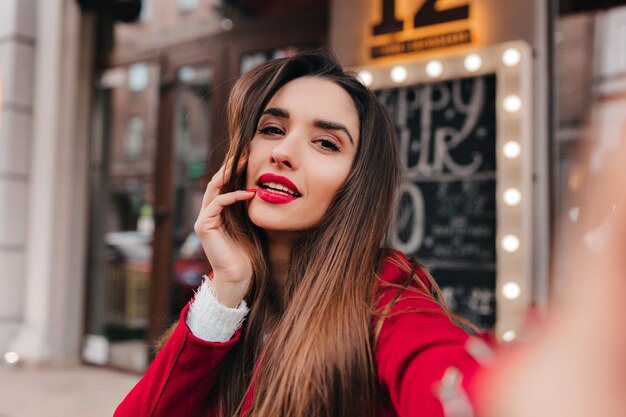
left=502, top=48, right=522, bottom=67
left=503, top=188, right=522, bottom=206
left=502, top=234, right=520, bottom=253
left=4, top=351, right=19, bottom=364
left=502, top=330, right=517, bottom=342
left=358, top=70, right=374, bottom=87
left=503, top=141, right=521, bottom=159
left=425, top=60, right=443, bottom=78
left=502, top=282, right=522, bottom=300
left=390, top=65, right=408, bottom=83
left=464, top=54, right=482, bottom=72
left=503, top=95, right=522, bottom=113
left=569, top=206, right=580, bottom=222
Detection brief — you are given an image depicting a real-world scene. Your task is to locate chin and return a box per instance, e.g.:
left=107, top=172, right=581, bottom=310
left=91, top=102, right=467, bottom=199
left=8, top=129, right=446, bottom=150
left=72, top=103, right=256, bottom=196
left=248, top=206, right=285, bottom=230
left=248, top=205, right=315, bottom=233
left=249, top=213, right=295, bottom=233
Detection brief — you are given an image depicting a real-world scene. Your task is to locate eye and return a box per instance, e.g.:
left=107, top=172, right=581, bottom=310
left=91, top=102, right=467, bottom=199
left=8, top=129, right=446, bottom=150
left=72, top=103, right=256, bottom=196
left=258, top=125, right=284, bottom=136
left=315, top=138, right=341, bottom=152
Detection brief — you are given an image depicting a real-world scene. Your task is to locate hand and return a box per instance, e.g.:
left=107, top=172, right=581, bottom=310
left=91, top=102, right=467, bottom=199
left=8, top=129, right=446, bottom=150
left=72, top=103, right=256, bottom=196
left=481, top=141, right=626, bottom=417
left=194, top=158, right=256, bottom=307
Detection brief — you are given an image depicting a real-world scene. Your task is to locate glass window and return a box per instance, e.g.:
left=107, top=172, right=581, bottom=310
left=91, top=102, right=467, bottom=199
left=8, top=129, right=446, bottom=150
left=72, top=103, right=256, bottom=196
left=83, top=63, right=160, bottom=373
left=128, top=63, right=149, bottom=92
left=239, top=46, right=300, bottom=74
left=125, top=116, right=144, bottom=160
left=169, top=63, right=214, bottom=315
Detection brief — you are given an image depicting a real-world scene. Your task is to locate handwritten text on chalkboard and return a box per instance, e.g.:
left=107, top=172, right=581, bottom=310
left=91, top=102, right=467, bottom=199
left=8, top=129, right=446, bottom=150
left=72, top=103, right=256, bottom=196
left=377, top=74, right=497, bottom=328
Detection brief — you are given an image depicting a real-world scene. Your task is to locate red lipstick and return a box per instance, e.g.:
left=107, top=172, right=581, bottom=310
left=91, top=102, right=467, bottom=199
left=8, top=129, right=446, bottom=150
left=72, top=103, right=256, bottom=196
left=256, top=173, right=301, bottom=204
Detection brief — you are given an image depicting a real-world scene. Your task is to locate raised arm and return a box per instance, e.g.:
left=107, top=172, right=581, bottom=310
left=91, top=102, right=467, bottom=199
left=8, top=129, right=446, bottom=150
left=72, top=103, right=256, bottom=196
left=375, top=254, right=489, bottom=417
left=115, top=159, right=256, bottom=416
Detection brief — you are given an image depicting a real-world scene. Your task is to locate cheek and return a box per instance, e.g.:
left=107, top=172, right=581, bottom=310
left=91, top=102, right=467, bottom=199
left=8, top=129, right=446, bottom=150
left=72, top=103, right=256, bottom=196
left=314, top=178, right=343, bottom=203
left=308, top=164, right=351, bottom=206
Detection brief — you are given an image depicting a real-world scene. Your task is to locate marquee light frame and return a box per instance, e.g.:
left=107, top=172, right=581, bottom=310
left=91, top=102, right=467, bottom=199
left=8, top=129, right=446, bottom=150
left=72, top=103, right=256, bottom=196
left=354, top=41, right=533, bottom=342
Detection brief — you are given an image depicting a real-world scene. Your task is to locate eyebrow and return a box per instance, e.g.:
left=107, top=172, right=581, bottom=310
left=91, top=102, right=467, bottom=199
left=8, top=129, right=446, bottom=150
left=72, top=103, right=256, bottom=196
left=262, top=107, right=289, bottom=118
left=261, top=107, right=355, bottom=145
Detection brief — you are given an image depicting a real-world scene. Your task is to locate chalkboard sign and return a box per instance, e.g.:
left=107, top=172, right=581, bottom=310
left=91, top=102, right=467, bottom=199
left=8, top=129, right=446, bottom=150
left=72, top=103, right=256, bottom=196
left=377, top=74, right=497, bottom=329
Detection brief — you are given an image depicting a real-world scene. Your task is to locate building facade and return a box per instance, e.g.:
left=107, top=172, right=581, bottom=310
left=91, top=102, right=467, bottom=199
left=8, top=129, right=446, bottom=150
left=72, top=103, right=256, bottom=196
left=1, top=0, right=625, bottom=370
left=0, top=0, right=95, bottom=363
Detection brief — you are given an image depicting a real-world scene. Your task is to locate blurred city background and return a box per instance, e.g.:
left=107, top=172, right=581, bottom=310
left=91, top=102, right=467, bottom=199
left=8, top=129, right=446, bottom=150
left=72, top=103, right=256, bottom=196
left=1, top=0, right=625, bottom=415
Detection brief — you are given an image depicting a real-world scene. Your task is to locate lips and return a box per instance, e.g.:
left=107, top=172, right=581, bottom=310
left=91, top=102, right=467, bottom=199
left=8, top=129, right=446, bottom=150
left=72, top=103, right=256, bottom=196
left=256, top=173, right=301, bottom=204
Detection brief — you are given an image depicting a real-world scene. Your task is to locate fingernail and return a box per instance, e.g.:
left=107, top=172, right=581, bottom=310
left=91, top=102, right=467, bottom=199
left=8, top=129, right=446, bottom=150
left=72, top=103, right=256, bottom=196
left=246, top=188, right=257, bottom=193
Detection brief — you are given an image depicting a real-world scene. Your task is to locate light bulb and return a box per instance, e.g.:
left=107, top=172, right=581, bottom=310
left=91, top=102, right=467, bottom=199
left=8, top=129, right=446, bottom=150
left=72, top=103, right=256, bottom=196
left=464, top=54, right=482, bottom=72
left=503, top=188, right=522, bottom=206
left=502, top=282, right=521, bottom=300
left=503, top=141, right=521, bottom=159
left=502, top=48, right=522, bottom=67
left=425, top=60, right=443, bottom=78
left=358, top=70, right=373, bottom=87
left=502, top=234, right=520, bottom=253
left=390, top=66, right=408, bottom=83
left=504, top=95, right=522, bottom=113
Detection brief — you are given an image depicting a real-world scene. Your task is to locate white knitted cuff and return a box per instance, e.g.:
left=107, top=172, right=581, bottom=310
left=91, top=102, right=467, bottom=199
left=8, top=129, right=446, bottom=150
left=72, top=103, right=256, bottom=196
left=186, top=280, right=249, bottom=342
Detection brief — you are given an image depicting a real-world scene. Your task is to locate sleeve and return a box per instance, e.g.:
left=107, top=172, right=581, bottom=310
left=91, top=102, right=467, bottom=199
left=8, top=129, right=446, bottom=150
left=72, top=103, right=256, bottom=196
left=114, top=302, right=241, bottom=417
left=375, top=256, right=493, bottom=417
left=187, top=279, right=249, bottom=342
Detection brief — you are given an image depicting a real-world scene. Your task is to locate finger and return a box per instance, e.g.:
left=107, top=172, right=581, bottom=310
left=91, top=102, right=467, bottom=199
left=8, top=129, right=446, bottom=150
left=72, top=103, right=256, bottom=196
left=195, top=215, right=223, bottom=233
left=201, top=189, right=256, bottom=219
left=196, top=190, right=254, bottom=234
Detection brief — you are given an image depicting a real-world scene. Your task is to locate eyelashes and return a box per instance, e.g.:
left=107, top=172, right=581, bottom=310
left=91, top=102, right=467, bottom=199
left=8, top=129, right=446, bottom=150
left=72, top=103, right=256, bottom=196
left=256, top=125, right=342, bottom=153
left=258, top=126, right=284, bottom=136
left=316, top=139, right=340, bottom=152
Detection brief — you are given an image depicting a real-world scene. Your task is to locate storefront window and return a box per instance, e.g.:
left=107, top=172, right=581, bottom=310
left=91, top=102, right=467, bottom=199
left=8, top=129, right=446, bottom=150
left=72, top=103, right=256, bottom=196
left=240, top=46, right=300, bottom=74
left=169, top=63, right=215, bottom=314
left=128, top=63, right=149, bottom=92
left=83, top=63, right=160, bottom=372
left=86, top=0, right=327, bottom=370
left=125, top=116, right=144, bottom=160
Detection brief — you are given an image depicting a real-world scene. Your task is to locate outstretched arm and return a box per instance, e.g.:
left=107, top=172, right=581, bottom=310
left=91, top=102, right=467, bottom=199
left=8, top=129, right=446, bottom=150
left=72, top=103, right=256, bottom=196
left=375, top=255, right=488, bottom=417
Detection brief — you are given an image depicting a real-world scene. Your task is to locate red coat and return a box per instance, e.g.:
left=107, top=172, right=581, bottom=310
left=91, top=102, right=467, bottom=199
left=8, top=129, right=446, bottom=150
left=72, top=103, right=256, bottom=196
left=115, top=252, right=485, bottom=417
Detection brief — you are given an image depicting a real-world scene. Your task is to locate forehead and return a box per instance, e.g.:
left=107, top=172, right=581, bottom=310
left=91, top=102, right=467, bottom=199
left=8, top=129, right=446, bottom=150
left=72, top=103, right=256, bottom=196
left=265, top=77, right=359, bottom=132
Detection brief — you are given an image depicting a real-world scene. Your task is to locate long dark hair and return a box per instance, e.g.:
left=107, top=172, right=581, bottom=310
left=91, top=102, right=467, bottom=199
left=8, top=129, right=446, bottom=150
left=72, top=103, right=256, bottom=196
left=209, top=50, right=402, bottom=417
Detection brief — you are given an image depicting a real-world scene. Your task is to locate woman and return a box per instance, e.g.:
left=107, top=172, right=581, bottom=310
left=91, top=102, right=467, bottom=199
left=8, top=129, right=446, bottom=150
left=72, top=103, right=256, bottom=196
left=115, top=50, right=484, bottom=417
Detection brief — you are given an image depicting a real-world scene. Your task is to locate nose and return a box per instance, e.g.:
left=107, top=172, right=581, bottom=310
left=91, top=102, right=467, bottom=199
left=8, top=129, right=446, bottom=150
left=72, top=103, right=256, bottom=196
left=270, top=135, right=299, bottom=170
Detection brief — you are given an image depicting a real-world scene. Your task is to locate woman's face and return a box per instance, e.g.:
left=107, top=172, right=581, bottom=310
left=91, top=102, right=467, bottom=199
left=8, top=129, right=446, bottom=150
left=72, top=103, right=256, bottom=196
left=246, top=76, right=360, bottom=234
